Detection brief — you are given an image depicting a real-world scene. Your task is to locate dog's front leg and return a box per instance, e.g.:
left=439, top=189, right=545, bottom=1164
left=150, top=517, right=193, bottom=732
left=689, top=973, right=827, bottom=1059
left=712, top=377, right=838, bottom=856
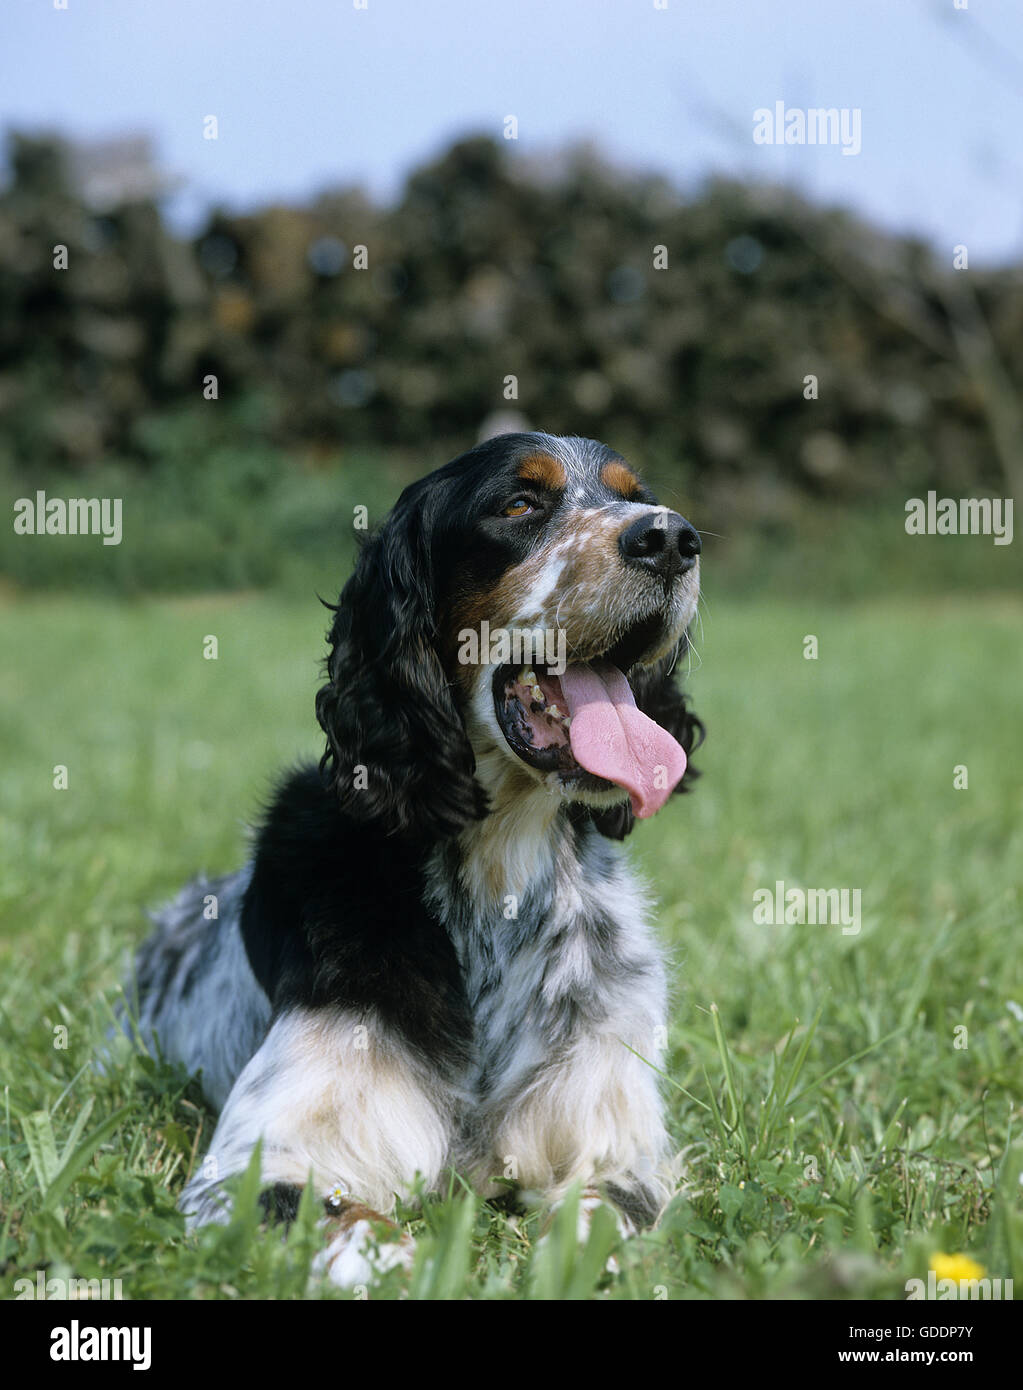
left=489, top=1030, right=673, bottom=1236
left=179, top=1007, right=460, bottom=1285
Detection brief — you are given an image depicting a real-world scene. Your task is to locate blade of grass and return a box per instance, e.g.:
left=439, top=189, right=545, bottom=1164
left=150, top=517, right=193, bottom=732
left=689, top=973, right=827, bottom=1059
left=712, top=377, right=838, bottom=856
left=43, top=1104, right=131, bottom=1211
left=787, top=1026, right=908, bottom=1108
left=710, top=1003, right=750, bottom=1159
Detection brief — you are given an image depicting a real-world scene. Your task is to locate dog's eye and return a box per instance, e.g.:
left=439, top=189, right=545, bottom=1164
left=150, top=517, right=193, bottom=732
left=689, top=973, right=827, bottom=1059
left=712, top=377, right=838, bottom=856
left=502, top=498, right=537, bottom=518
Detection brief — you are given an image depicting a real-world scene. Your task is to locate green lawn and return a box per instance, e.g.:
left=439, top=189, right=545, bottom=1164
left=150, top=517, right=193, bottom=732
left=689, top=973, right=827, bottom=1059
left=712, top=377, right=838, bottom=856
left=1, top=590, right=1020, bottom=1299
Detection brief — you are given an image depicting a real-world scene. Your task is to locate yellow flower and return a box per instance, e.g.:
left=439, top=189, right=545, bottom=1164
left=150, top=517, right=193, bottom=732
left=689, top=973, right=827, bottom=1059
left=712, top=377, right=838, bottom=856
left=930, top=1252, right=985, bottom=1282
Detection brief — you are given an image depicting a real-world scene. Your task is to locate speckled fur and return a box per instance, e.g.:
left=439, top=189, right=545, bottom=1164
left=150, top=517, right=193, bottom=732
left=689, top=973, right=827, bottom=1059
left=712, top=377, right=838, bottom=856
left=118, top=432, right=704, bottom=1273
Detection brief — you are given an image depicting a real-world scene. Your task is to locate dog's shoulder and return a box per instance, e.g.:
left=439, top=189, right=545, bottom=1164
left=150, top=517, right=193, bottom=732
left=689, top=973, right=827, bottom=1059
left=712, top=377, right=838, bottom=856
left=241, top=764, right=474, bottom=1064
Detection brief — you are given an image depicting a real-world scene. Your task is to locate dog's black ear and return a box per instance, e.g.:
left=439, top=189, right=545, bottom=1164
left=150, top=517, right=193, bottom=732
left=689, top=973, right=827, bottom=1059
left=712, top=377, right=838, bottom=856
left=589, top=646, right=705, bottom=841
left=315, top=486, right=487, bottom=840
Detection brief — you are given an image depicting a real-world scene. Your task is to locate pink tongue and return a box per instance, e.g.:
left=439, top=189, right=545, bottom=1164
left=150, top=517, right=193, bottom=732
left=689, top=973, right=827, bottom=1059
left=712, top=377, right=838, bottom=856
left=558, top=661, right=686, bottom=819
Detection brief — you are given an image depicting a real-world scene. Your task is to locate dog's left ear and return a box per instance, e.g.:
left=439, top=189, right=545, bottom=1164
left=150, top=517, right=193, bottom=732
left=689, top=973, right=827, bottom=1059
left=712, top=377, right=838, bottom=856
left=589, top=647, right=705, bottom=841
left=315, top=482, right=487, bottom=841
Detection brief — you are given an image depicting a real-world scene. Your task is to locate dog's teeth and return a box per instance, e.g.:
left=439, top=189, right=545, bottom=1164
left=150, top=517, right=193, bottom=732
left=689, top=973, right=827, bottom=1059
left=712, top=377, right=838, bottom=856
left=521, top=669, right=538, bottom=687
left=530, top=684, right=544, bottom=704
left=547, top=704, right=562, bottom=717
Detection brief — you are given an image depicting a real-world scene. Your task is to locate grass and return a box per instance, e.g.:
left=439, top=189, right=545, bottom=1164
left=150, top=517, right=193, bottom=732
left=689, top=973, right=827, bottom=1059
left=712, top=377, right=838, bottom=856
left=2, top=408, right=1018, bottom=603
left=0, top=588, right=1021, bottom=1299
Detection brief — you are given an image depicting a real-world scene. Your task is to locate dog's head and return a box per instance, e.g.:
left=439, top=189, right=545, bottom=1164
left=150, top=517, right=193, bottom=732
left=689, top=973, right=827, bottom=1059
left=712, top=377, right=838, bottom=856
left=316, top=432, right=704, bottom=841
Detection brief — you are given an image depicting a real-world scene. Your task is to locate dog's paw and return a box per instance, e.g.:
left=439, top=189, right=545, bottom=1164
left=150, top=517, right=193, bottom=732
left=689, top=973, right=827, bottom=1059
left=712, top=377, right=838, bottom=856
left=313, top=1201, right=415, bottom=1289
left=539, top=1186, right=635, bottom=1243
left=576, top=1188, right=637, bottom=1244
left=534, top=1187, right=634, bottom=1275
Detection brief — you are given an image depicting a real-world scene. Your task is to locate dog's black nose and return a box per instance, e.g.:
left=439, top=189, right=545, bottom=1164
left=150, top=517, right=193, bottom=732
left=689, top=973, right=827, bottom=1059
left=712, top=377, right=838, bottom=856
left=619, top=511, right=701, bottom=580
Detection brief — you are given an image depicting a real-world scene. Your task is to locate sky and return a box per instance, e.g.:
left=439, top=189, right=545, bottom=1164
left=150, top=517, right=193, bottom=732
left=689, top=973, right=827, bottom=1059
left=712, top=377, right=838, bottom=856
left=2, top=0, right=1023, bottom=265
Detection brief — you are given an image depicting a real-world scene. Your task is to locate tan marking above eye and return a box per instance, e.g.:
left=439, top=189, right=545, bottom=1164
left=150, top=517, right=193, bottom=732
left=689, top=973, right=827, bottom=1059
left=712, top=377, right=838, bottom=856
left=600, top=461, right=644, bottom=499
left=517, top=453, right=568, bottom=491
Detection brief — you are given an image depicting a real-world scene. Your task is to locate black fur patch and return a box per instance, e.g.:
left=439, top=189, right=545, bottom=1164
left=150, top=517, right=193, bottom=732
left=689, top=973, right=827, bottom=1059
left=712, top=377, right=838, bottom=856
left=259, top=1182, right=304, bottom=1227
left=241, top=766, right=474, bottom=1075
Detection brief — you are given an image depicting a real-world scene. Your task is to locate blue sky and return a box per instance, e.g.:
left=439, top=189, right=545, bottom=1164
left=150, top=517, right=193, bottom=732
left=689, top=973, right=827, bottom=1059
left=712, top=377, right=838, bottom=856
left=3, top=0, right=1023, bottom=264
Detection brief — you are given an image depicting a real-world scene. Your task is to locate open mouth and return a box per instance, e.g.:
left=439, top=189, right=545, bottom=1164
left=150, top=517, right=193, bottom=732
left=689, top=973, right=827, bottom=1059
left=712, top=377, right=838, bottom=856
left=493, top=663, right=577, bottom=774
left=491, top=618, right=688, bottom=819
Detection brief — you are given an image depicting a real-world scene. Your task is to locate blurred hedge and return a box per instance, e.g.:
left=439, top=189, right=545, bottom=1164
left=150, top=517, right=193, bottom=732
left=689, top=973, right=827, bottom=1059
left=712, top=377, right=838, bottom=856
left=1, top=129, right=1021, bottom=516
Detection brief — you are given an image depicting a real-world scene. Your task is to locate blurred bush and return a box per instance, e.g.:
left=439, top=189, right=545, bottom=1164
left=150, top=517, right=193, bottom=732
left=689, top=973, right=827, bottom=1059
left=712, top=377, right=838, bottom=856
left=2, top=128, right=1021, bottom=606
left=1, top=130, right=1020, bottom=512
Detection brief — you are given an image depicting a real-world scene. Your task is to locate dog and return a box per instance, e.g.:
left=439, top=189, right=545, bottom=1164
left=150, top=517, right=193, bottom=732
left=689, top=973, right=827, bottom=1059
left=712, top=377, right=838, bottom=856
left=123, top=431, right=704, bottom=1283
